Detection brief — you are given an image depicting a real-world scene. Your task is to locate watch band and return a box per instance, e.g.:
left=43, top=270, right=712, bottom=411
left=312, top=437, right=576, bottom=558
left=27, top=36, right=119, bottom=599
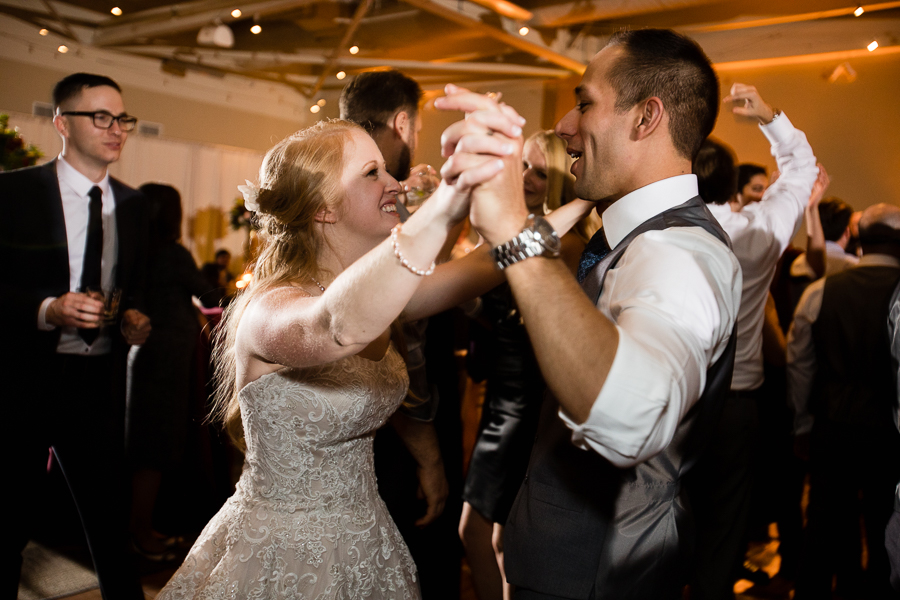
left=489, top=215, right=561, bottom=270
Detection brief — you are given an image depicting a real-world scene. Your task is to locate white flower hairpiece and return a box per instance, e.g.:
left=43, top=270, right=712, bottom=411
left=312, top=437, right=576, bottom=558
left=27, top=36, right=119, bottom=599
left=238, top=179, right=260, bottom=212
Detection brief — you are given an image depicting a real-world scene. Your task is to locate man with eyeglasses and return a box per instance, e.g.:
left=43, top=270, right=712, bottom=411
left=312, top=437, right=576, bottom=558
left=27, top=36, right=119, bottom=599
left=0, top=72, right=149, bottom=599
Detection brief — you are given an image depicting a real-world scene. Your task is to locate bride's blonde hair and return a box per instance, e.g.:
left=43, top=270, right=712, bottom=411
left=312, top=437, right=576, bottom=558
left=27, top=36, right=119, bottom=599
left=211, top=119, right=364, bottom=447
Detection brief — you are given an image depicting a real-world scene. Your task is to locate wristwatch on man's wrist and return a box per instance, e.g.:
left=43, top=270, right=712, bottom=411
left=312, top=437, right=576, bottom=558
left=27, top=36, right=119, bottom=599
left=489, top=214, right=561, bottom=270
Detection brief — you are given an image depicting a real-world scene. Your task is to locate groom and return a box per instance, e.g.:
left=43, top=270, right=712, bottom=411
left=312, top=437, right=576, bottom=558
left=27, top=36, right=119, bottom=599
left=438, top=28, right=741, bottom=599
left=0, top=73, right=150, bottom=599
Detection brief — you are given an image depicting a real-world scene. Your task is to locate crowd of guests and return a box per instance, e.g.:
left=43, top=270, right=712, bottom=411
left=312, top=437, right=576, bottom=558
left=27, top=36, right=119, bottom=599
left=2, top=24, right=899, bottom=600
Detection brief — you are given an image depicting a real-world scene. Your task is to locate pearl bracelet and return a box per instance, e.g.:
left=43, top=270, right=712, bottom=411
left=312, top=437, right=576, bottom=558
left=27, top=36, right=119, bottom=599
left=391, top=224, right=435, bottom=276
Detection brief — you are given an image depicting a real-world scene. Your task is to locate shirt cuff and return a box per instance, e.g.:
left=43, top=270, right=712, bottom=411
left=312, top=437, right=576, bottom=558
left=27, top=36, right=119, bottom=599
left=759, top=111, right=795, bottom=146
left=38, top=297, right=57, bottom=331
left=559, top=327, right=669, bottom=465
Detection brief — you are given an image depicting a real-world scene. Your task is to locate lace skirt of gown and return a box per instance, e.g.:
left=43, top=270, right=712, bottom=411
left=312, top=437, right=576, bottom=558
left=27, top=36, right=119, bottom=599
left=158, top=346, right=420, bottom=600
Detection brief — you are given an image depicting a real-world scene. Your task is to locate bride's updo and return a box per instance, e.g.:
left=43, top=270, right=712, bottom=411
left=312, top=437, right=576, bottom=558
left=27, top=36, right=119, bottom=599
left=251, top=119, right=363, bottom=284
left=213, top=119, right=365, bottom=446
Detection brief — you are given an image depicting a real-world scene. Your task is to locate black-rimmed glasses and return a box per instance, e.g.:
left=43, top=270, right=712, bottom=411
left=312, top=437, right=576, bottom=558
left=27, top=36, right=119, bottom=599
left=61, top=111, right=138, bottom=132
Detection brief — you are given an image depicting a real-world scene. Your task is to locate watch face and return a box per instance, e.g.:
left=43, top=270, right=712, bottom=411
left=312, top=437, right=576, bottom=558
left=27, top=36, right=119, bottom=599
left=533, top=217, right=561, bottom=255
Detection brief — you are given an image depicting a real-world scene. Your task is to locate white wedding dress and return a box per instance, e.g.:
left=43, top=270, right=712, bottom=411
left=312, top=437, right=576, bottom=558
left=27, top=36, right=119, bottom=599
left=158, top=344, right=420, bottom=600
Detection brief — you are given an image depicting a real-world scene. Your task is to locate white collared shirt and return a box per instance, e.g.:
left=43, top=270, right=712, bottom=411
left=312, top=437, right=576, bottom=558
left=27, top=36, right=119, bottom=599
left=707, top=113, right=818, bottom=391
left=791, top=240, right=859, bottom=279
left=37, top=156, right=118, bottom=355
left=560, top=174, right=743, bottom=467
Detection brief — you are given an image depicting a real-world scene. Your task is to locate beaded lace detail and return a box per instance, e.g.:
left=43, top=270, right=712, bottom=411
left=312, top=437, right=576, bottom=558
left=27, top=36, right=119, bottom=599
left=158, top=346, right=418, bottom=599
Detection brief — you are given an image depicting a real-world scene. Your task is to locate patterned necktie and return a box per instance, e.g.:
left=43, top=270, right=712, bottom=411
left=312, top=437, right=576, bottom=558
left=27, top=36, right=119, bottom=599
left=78, top=186, right=103, bottom=345
left=576, top=227, right=611, bottom=283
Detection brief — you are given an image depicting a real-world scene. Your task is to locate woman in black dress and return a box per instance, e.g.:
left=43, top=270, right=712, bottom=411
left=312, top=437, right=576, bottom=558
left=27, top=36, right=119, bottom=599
left=459, top=130, right=596, bottom=600
left=126, top=183, right=218, bottom=558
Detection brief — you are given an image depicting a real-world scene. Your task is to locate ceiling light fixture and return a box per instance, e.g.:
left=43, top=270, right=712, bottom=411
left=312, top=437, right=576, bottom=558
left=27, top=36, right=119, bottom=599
left=310, top=105, right=321, bottom=113
left=57, top=45, right=68, bottom=53
left=111, top=7, right=122, bottom=16
left=317, top=99, right=326, bottom=106
left=198, top=23, right=235, bottom=47
left=336, top=71, right=346, bottom=80
left=867, top=40, right=878, bottom=51
left=518, top=26, right=529, bottom=35
left=854, top=5, right=864, bottom=16
left=231, top=9, right=242, bottom=18
left=39, top=28, right=48, bottom=36
left=251, top=24, right=262, bottom=34
left=349, top=45, right=359, bottom=54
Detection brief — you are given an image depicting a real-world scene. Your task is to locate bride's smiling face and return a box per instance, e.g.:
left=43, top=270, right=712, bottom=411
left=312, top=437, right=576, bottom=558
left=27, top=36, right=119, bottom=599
left=336, top=130, right=402, bottom=240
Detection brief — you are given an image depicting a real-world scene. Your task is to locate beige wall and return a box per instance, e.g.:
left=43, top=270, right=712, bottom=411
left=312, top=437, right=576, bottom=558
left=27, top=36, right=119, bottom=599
left=714, top=53, right=900, bottom=215
left=0, top=57, right=303, bottom=153
left=415, top=79, right=546, bottom=171
left=541, top=52, right=900, bottom=223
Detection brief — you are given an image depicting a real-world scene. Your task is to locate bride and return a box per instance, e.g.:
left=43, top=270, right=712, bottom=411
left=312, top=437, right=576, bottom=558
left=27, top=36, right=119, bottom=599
left=158, top=108, right=587, bottom=599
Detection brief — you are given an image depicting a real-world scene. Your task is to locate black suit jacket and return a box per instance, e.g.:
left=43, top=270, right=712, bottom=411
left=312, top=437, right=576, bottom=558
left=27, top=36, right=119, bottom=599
left=0, top=159, right=148, bottom=366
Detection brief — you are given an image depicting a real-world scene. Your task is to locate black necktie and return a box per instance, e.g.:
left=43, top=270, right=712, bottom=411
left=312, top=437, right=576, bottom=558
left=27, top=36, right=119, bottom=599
left=78, top=186, right=103, bottom=345
left=576, top=227, right=611, bottom=283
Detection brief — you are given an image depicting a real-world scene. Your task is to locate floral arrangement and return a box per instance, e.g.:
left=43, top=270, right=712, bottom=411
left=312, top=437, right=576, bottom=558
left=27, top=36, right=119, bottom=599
left=0, top=114, right=43, bottom=172
left=229, top=197, right=254, bottom=231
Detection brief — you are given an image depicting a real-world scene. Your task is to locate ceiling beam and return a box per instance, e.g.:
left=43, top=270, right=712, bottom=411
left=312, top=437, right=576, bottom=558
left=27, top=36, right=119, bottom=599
left=129, top=45, right=570, bottom=76
left=91, top=0, right=316, bottom=46
left=303, top=0, right=372, bottom=98
left=400, top=0, right=585, bottom=73
left=529, top=0, right=720, bottom=29
left=39, top=0, right=78, bottom=40
left=683, top=1, right=900, bottom=33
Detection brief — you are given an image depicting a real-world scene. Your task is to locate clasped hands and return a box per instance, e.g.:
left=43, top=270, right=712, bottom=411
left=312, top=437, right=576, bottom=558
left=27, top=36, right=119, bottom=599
left=430, top=84, right=532, bottom=247
left=46, top=291, right=151, bottom=345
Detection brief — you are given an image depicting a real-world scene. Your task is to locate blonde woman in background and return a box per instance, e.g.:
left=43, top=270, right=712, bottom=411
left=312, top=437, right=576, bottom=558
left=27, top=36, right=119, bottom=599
left=459, top=129, right=598, bottom=600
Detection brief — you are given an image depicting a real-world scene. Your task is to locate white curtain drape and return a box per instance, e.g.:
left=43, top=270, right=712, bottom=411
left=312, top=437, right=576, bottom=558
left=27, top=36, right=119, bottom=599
left=4, top=111, right=263, bottom=264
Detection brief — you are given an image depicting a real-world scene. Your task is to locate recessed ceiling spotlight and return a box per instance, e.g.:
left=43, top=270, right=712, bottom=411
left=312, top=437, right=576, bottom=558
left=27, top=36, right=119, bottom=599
left=111, top=6, right=122, bottom=16
left=518, top=26, right=529, bottom=35
left=232, top=9, right=242, bottom=18
left=854, top=6, right=864, bottom=17
left=58, top=45, right=69, bottom=53
left=310, top=105, right=321, bottom=113
left=39, top=28, right=49, bottom=36
left=336, top=71, right=346, bottom=80
left=867, top=40, right=879, bottom=51
left=317, top=99, right=326, bottom=106
left=349, top=45, right=359, bottom=54
left=251, top=24, right=262, bottom=34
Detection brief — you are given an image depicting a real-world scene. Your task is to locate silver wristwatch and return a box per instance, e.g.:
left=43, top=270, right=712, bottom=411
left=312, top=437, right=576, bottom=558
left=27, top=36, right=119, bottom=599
left=489, top=214, right=561, bottom=270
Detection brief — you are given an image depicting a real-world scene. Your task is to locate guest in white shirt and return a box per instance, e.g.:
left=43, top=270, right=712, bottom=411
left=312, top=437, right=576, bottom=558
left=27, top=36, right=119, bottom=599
left=689, top=85, right=818, bottom=598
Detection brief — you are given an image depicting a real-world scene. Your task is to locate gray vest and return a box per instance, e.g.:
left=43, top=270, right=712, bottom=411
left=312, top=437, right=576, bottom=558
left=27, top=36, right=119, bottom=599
left=503, top=196, right=737, bottom=600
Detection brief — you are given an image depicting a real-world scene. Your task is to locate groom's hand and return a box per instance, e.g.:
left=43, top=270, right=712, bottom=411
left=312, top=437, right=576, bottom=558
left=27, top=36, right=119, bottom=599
left=435, top=85, right=529, bottom=247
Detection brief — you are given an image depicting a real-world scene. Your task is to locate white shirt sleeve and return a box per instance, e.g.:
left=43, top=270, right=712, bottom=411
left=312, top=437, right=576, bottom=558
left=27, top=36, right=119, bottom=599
left=741, top=114, right=818, bottom=258
left=889, top=291, right=900, bottom=433
left=745, top=114, right=818, bottom=245
left=38, top=297, right=57, bottom=331
left=786, top=278, right=825, bottom=435
left=559, top=227, right=742, bottom=467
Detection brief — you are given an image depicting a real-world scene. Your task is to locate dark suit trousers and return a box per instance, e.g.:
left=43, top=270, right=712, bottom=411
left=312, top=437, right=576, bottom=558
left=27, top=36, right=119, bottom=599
left=687, top=389, right=760, bottom=600
left=6, top=353, right=143, bottom=600
left=795, top=418, right=900, bottom=600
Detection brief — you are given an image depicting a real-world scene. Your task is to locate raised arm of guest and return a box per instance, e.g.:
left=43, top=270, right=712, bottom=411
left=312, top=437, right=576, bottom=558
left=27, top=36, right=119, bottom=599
left=804, top=165, right=830, bottom=279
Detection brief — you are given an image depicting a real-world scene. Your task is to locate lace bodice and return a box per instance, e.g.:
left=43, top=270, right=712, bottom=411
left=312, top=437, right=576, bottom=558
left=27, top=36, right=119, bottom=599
left=158, top=345, right=419, bottom=599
